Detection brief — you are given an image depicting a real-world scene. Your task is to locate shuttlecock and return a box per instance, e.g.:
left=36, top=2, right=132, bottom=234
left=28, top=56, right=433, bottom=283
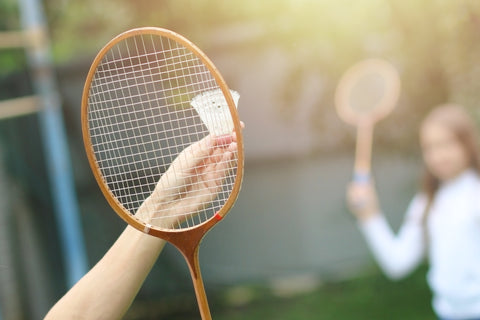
left=190, top=89, right=240, bottom=136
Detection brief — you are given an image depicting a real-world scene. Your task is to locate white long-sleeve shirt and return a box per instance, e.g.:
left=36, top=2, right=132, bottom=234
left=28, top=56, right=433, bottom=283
left=360, top=169, right=480, bottom=319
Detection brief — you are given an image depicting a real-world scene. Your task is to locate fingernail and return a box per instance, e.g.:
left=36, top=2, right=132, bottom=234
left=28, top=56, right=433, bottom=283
left=228, top=142, right=237, bottom=152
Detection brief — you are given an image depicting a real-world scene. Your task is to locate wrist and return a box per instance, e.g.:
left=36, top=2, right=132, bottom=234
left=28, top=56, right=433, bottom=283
left=357, top=209, right=380, bottom=222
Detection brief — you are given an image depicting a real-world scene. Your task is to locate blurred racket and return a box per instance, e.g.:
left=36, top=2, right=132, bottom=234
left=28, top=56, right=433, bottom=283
left=335, top=58, right=400, bottom=182
left=81, top=27, right=243, bottom=319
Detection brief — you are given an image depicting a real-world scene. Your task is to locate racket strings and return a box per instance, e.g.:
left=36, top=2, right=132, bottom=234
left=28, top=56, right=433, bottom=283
left=87, top=33, right=238, bottom=230
left=336, top=60, right=400, bottom=125
left=148, top=35, right=214, bottom=229
left=349, top=72, right=386, bottom=114
left=90, top=64, right=141, bottom=209
left=90, top=66, right=214, bottom=104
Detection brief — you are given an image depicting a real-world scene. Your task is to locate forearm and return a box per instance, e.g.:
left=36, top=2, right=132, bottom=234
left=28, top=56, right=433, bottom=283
left=359, top=214, right=424, bottom=279
left=45, top=226, right=166, bottom=320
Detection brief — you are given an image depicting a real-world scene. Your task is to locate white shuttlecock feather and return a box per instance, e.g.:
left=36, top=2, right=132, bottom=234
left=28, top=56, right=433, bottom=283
left=190, top=89, right=240, bottom=136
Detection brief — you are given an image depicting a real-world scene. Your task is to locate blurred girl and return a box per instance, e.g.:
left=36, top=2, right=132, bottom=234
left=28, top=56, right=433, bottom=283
left=347, top=104, right=480, bottom=320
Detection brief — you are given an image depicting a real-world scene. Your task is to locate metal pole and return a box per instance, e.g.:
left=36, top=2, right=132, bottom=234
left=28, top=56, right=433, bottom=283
left=17, top=0, right=88, bottom=287
left=0, top=147, right=16, bottom=320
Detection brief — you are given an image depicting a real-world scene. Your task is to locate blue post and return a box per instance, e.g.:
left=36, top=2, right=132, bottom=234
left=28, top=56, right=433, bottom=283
left=17, top=0, right=88, bottom=287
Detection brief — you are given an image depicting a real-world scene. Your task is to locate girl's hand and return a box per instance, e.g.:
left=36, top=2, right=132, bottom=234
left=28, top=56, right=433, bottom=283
left=347, top=180, right=380, bottom=222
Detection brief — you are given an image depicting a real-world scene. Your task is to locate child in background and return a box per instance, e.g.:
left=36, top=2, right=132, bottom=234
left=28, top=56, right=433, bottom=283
left=347, top=104, right=480, bottom=320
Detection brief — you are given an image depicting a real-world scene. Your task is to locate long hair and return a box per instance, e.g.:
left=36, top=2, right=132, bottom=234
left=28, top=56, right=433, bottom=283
left=421, top=104, right=480, bottom=221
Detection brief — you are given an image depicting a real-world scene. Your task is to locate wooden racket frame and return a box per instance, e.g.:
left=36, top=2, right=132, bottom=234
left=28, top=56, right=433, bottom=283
left=335, top=58, right=400, bottom=179
left=81, top=27, right=244, bottom=320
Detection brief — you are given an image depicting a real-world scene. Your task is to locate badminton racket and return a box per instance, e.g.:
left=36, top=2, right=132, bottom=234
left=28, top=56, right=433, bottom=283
left=335, top=58, right=400, bottom=182
left=81, top=27, right=244, bottom=319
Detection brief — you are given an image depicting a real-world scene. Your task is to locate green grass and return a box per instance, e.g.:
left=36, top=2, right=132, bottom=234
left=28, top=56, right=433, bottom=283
left=127, top=264, right=435, bottom=320
left=214, top=266, right=434, bottom=320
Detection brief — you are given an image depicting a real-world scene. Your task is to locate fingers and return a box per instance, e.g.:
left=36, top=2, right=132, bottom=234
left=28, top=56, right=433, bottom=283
left=143, top=121, right=244, bottom=227
left=171, top=134, right=222, bottom=178
left=202, top=148, right=235, bottom=190
left=154, top=121, right=242, bottom=196
left=182, top=135, right=216, bottom=167
left=214, top=134, right=234, bottom=147
left=203, top=127, right=241, bottom=189
left=184, top=119, right=243, bottom=168
left=214, top=121, right=244, bottom=146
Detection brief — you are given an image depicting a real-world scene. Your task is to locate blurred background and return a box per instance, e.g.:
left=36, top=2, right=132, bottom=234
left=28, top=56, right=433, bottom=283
left=1, top=0, right=480, bottom=319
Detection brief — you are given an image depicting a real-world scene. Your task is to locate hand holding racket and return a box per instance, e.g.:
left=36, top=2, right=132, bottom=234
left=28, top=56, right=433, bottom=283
left=335, top=59, right=400, bottom=182
left=137, top=133, right=239, bottom=228
left=82, top=27, right=244, bottom=319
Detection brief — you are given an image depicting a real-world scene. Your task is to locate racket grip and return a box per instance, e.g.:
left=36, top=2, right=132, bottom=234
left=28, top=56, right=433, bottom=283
left=353, top=171, right=370, bottom=184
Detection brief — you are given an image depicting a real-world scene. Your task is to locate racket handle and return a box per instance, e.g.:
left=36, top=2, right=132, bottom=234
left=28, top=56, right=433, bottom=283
left=190, top=262, right=212, bottom=319
left=176, top=238, right=212, bottom=320
left=354, top=123, right=373, bottom=182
